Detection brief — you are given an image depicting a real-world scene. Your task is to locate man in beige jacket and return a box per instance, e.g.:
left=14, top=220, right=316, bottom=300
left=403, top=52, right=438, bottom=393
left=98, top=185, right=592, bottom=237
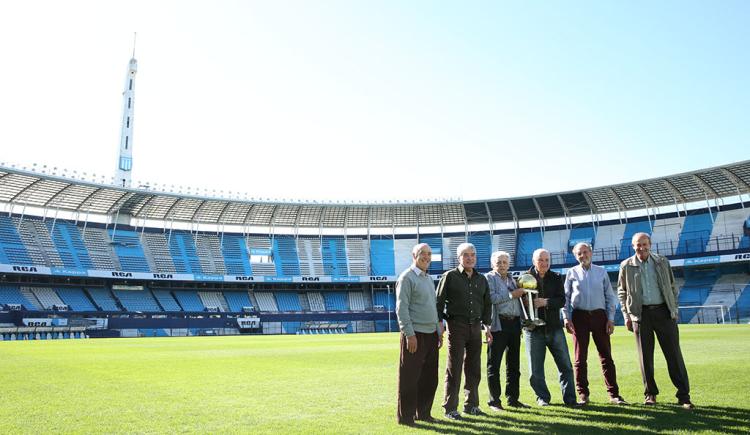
left=617, top=232, right=693, bottom=409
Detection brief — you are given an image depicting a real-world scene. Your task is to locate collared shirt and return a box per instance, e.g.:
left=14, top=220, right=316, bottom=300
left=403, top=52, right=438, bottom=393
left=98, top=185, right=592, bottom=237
left=395, top=264, right=439, bottom=336
left=564, top=263, right=617, bottom=321
left=637, top=255, right=665, bottom=305
left=485, top=270, right=521, bottom=332
left=436, top=265, right=492, bottom=326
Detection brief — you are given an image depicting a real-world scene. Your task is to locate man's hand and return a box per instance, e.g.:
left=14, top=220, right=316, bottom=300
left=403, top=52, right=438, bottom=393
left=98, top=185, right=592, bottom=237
left=533, top=297, right=548, bottom=308
left=510, top=289, right=525, bottom=299
left=406, top=335, right=418, bottom=353
left=607, top=320, right=615, bottom=335
left=625, top=318, right=633, bottom=333
left=437, top=322, right=445, bottom=349
left=564, top=319, right=574, bottom=335
left=484, top=327, right=493, bottom=345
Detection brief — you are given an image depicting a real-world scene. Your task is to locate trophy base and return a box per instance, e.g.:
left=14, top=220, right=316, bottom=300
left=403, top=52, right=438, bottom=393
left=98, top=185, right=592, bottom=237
left=522, top=319, right=547, bottom=331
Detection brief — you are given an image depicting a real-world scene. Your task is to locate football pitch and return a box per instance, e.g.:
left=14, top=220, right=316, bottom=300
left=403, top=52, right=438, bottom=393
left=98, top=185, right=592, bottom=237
left=1, top=325, right=749, bottom=434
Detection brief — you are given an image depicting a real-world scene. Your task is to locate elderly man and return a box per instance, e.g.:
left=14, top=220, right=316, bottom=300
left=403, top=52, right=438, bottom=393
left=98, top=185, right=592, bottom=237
left=525, top=248, right=576, bottom=407
left=485, top=251, right=529, bottom=411
left=436, top=242, right=492, bottom=420
left=396, top=243, right=443, bottom=425
left=618, top=232, right=693, bottom=409
left=564, top=242, right=627, bottom=405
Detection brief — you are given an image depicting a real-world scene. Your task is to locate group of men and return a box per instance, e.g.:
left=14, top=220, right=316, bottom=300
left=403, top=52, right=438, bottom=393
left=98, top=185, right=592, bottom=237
left=396, top=233, right=694, bottom=426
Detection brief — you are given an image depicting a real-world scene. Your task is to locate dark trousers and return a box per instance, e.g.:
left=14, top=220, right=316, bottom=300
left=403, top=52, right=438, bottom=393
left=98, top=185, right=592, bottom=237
left=571, top=309, right=619, bottom=398
left=486, top=318, right=521, bottom=406
left=443, top=320, right=483, bottom=412
left=398, top=331, right=440, bottom=424
left=633, top=304, right=690, bottom=402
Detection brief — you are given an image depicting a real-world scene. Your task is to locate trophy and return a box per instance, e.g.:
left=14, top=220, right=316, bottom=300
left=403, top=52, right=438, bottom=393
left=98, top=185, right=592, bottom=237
left=517, top=273, right=546, bottom=330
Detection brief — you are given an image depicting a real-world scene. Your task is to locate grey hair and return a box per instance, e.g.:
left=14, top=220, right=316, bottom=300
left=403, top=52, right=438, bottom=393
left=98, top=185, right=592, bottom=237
left=532, top=248, right=550, bottom=262
left=631, top=232, right=651, bottom=243
left=456, top=242, right=476, bottom=257
left=412, top=243, right=431, bottom=257
left=571, top=242, right=592, bottom=254
left=491, top=250, right=511, bottom=265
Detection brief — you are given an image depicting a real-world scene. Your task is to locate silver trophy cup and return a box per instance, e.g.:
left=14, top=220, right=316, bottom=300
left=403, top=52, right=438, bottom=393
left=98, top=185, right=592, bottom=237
left=517, top=273, right=546, bottom=330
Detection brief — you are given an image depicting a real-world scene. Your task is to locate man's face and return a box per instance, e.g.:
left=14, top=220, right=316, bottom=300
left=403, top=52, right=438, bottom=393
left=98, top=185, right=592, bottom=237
left=575, top=245, right=592, bottom=268
left=459, top=249, right=476, bottom=270
left=414, top=247, right=432, bottom=272
left=633, top=235, right=651, bottom=261
left=533, top=252, right=550, bottom=274
left=493, top=256, right=509, bottom=274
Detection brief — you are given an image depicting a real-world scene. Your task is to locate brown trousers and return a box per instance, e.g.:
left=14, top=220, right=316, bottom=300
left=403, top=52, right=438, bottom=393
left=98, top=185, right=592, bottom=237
left=443, top=320, right=483, bottom=412
left=397, top=331, right=439, bottom=424
left=571, top=309, right=619, bottom=398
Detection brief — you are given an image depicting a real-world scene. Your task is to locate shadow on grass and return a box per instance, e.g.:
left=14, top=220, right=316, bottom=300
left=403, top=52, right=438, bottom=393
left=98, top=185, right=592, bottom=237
left=410, top=404, right=749, bottom=434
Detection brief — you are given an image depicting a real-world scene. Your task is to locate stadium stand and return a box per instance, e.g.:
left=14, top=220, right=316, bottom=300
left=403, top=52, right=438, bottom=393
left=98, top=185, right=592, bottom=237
left=307, top=292, right=325, bottom=312
left=274, top=291, right=302, bottom=311
left=348, top=291, right=365, bottom=311
left=2, top=161, right=750, bottom=338
left=152, top=289, right=182, bottom=311
left=113, top=288, right=161, bottom=312
left=87, top=288, right=120, bottom=311
left=223, top=291, right=253, bottom=312
left=254, top=292, right=278, bottom=312
left=55, top=287, right=97, bottom=311
left=173, top=290, right=205, bottom=311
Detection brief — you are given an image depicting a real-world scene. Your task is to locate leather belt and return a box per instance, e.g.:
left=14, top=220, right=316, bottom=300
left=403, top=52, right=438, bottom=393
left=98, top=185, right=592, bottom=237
left=643, top=304, right=667, bottom=310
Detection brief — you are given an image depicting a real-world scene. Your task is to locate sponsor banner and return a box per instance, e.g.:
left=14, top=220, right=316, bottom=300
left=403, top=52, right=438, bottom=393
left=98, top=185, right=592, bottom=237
left=249, top=248, right=272, bottom=256
left=724, top=252, right=750, bottom=262
left=236, top=316, right=261, bottom=329
left=0, top=264, right=52, bottom=275
left=149, top=273, right=192, bottom=281
left=264, top=276, right=293, bottom=283
left=225, top=275, right=261, bottom=282
left=331, top=276, right=359, bottom=283
left=22, top=318, right=67, bottom=327
left=683, top=256, right=720, bottom=267
left=193, top=274, right=224, bottom=282
left=86, top=318, right=109, bottom=329
left=51, top=268, right=87, bottom=276
left=362, top=275, right=396, bottom=282
left=293, top=276, right=331, bottom=283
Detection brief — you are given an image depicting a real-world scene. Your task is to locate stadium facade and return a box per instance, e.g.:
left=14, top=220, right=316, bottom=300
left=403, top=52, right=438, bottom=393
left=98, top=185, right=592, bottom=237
left=1, top=160, right=749, bottom=340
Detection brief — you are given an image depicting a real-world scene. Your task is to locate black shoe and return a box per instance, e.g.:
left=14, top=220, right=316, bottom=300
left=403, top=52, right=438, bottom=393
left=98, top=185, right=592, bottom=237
left=463, top=406, right=486, bottom=416
left=444, top=410, right=463, bottom=421
left=609, top=396, right=628, bottom=405
left=507, top=400, right=531, bottom=409
left=416, top=415, right=435, bottom=423
left=488, top=402, right=504, bottom=412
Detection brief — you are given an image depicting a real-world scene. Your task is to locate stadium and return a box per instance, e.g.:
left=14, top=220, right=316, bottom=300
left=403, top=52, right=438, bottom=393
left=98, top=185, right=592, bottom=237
left=3, top=4, right=750, bottom=434
left=1, top=160, right=750, bottom=340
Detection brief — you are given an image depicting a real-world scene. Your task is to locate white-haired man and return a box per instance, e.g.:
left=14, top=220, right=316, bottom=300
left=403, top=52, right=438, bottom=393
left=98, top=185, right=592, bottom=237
left=618, top=232, right=693, bottom=409
left=525, top=248, right=576, bottom=407
left=564, top=242, right=626, bottom=406
left=484, top=251, right=529, bottom=411
left=396, top=243, right=443, bottom=425
left=436, top=242, right=492, bottom=420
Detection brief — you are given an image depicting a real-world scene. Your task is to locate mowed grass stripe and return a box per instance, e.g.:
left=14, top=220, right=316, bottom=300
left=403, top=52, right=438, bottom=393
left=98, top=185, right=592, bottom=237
left=1, top=325, right=748, bottom=434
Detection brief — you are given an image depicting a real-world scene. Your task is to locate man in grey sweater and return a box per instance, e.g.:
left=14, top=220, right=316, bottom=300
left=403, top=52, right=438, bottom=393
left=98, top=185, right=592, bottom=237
left=396, top=243, right=444, bottom=425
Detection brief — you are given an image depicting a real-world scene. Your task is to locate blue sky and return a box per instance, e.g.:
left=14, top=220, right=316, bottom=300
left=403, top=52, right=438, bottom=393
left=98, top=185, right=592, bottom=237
left=0, top=1, right=747, bottom=202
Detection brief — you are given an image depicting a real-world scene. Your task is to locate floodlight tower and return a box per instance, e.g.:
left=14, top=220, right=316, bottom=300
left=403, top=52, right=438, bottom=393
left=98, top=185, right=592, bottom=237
left=115, top=34, right=138, bottom=187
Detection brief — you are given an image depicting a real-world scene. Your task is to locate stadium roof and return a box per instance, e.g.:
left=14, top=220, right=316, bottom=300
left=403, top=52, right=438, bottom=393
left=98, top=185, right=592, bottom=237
left=1, top=160, right=749, bottom=229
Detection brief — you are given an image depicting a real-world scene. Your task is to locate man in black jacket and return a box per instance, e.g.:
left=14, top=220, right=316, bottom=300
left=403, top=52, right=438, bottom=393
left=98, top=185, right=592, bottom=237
left=525, top=248, right=576, bottom=406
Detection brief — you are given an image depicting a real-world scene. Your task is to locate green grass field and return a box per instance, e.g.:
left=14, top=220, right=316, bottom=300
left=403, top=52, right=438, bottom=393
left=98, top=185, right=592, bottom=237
left=1, top=325, right=749, bottom=434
